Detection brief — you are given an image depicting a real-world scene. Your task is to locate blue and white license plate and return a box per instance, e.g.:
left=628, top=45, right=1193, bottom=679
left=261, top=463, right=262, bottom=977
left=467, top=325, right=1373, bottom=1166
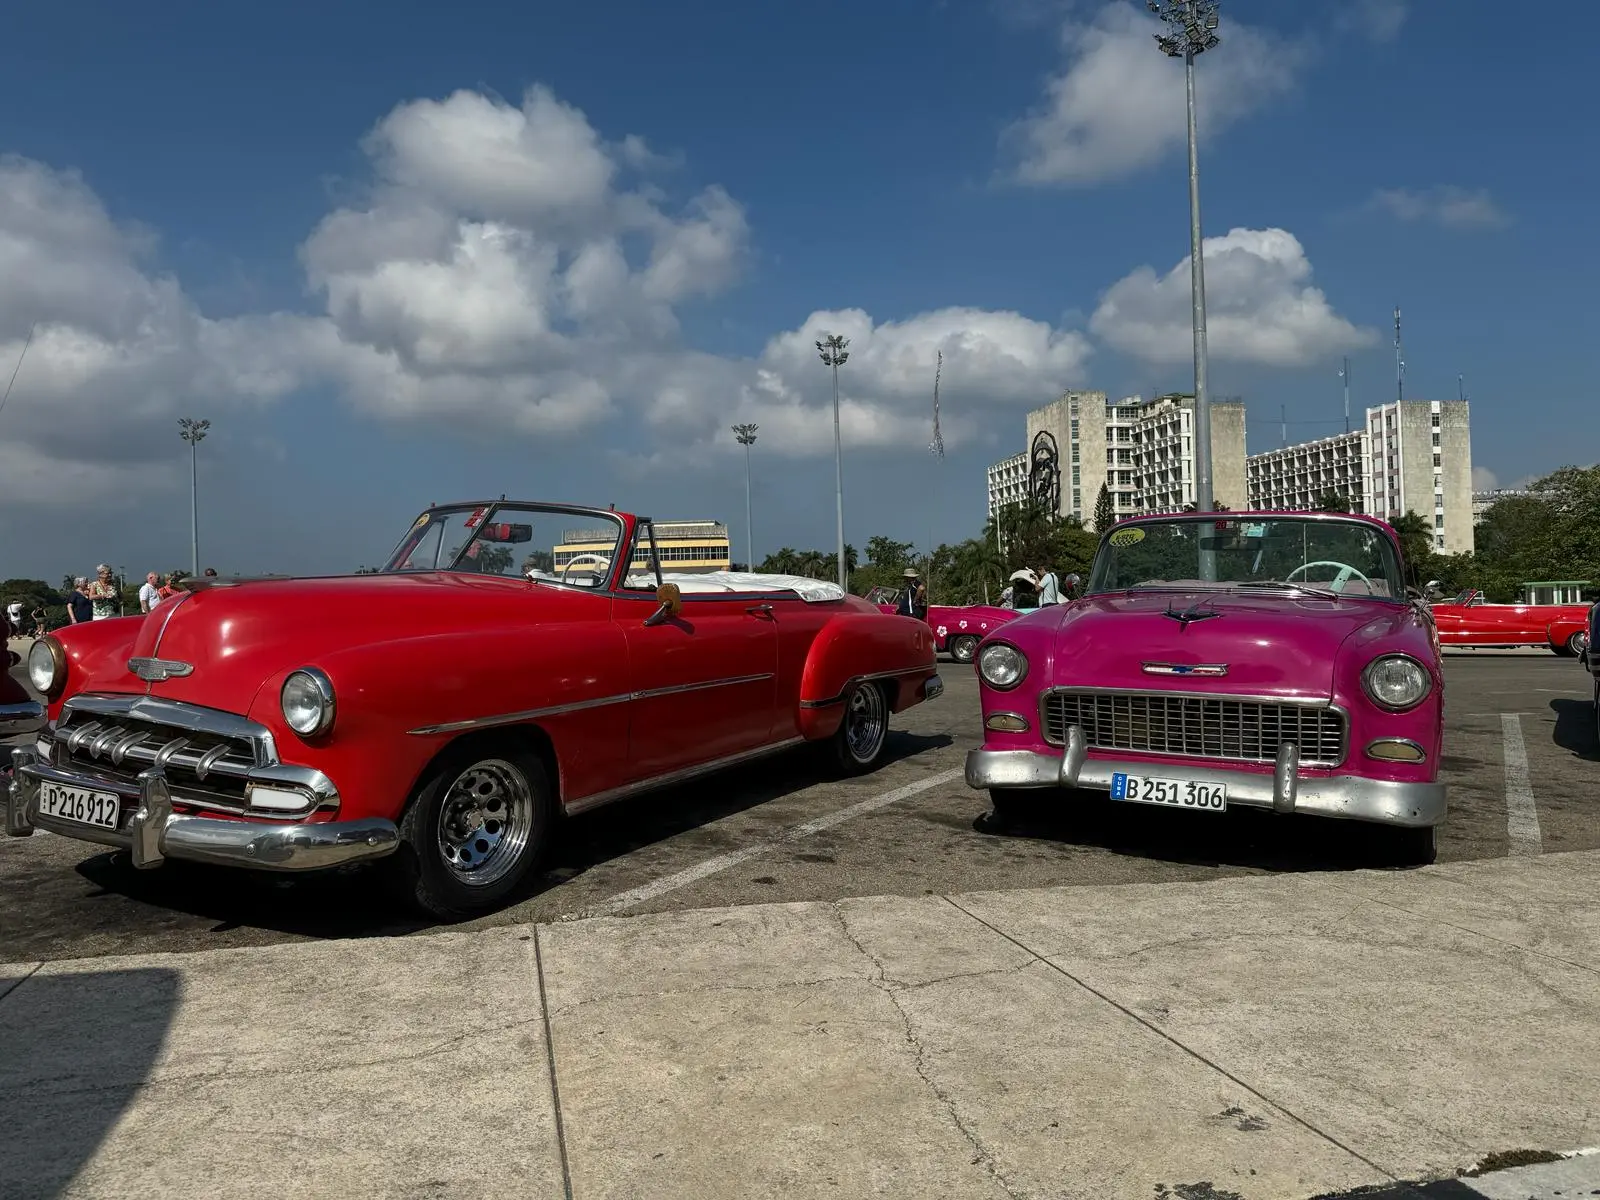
left=1110, top=773, right=1227, bottom=811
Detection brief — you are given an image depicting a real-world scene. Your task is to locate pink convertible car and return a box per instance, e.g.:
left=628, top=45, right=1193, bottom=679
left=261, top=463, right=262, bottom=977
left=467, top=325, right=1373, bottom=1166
left=965, top=511, right=1445, bottom=863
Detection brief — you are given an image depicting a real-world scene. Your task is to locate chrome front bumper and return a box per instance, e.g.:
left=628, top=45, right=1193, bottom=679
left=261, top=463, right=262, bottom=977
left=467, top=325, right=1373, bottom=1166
left=6, top=747, right=399, bottom=870
left=965, top=728, right=1446, bottom=828
left=0, top=699, right=44, bottom=726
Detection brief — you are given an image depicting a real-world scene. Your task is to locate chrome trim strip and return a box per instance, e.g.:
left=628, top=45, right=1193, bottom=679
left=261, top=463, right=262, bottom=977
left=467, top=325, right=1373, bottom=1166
left=406, top=672, right=777, bottom=736
left=799, top=667, right=932, bottom=709
left=564, top=737, right=806, bottom=816
left=1141, top=662, right=1229, bottom=677
left=148, top=591, right=191, bottom=658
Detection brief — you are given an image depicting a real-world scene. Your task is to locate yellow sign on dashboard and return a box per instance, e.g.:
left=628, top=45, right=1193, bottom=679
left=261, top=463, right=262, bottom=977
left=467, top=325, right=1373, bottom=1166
left=1108, top=527, right=1146, bottom=547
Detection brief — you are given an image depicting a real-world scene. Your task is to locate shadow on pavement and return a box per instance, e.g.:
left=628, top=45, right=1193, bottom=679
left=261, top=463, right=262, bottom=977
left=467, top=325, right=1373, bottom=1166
left=974, top=792, right=1433, bottom=873
left=0, top=966, right=179, bottom=1199
left=1549, top=697, right=1600, bottom=762
left=66, top=731, right=953, bottom=941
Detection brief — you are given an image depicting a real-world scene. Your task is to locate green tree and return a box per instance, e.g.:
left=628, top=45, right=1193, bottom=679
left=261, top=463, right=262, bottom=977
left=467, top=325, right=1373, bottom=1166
left=1315, top=491, right=1351, bottom=513
left=1091, top=483, right=1115, bottom=534
left=1389, top=511, right=1434, bottom=584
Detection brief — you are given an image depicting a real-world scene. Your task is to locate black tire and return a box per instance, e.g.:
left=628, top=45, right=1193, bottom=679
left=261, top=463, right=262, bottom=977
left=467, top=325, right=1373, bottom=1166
left=829, top=681, right=890, bottom=775
left=1381, top=823, right=1437, bottom=868
left=948, top=635, right=979, bottom=664
left=392, top=742, right=553, bottom=919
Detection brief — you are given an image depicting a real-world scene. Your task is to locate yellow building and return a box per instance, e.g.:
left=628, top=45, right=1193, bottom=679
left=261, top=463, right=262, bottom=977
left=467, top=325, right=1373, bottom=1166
left=553, top=520, right=732, bottom=577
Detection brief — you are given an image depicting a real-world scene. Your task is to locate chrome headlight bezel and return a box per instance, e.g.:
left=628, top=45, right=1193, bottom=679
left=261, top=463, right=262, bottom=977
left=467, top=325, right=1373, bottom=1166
left=27, top=636, right=66, bottom=698
left=1361, top=654, right=1432, bottom=712
left=977, top=641, right=1028, bottom=691
left=280, top=668, right=336, bottom=737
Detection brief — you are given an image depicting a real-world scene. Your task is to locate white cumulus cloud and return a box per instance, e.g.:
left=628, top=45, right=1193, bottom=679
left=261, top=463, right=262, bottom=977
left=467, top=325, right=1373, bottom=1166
left=0, top=155, right=306, bottom=504
left=1090, top=227, right=1376, bottom=367
left=1369, top=186, right=1510, bottom=230
left=1336, top=0, right=1407, bottom=43
left=1002, top=2, right=1302, bottom=187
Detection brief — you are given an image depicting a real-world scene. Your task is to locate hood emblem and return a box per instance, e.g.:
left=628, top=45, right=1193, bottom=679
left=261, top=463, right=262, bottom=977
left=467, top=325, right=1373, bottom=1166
left=128, top=657, right=194, bottom=682
left=1143, top=662, right=1229, bottom=677
left=1163, top=599, right=1221, bottom=628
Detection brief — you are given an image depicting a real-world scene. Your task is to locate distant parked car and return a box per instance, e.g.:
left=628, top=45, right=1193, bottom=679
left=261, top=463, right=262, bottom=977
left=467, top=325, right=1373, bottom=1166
left=965, top=511, right=1445, bottom=863
left=7, top=501, right=942, bottom=917
left=1429, top=588, right=1590, bottom=656
left=1, top=649, right=43, bottom=735
left=864, top=586, right=1022, bottom=664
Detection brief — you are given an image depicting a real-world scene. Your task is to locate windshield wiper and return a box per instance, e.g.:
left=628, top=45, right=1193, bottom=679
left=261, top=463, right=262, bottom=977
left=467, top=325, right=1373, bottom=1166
left=1233, top=580, right=1342, bottom=600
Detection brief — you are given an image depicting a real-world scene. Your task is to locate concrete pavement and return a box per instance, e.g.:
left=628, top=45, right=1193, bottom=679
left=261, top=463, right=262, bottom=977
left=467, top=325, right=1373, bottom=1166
left=4, top=849, right=1598, bottom=1199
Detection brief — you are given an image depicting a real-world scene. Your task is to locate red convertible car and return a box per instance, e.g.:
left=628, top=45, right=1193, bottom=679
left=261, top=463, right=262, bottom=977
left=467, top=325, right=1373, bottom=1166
left=6, top=502, right=941, bottom=916
left=1429, top=588, right=1590, bottom=655
left=865, top=587, right=1020, bottom=663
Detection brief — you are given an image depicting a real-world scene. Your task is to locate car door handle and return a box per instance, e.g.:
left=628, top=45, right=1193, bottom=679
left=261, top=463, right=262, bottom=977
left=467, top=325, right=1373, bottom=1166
left=746, top=604, right=774, bottom=616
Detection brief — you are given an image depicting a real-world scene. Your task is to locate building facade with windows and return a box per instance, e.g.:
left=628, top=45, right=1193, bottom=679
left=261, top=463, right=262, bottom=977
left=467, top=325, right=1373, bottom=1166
left=985, top=451, right=1028, bottom=522
left=1245, top=430, right=1367, bottom=515
left=554, top=519, right=731, bottom=575
left=1473, top=488, right=1529, bottom=523
left=1002, top=391, right=1247, bottom=524
left=1364, top=400, right=1473, bottom=554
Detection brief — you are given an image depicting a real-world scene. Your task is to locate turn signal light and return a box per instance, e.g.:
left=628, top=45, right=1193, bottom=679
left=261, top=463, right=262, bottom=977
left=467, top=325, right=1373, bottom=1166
left=1365, top=738, right=1426, bottom=763
left=985, top=713, right=1030, bottom=733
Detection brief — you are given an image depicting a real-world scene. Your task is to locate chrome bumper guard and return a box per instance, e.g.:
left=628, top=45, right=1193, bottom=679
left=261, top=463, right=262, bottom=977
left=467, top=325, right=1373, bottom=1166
left=7, top=747, right=399, bottom=870
left=965, top=726, right=1446, bottom=828
left=924, top=674, right=944, bottom=702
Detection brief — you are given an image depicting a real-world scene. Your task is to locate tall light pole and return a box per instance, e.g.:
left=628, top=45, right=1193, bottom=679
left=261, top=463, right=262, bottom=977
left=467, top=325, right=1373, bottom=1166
left=1149, top=0, right=1220, bottom=513
left=816, top=334, right=849, bottom=589
left=178, top=417, right=211, bottom=577
left=732, top=423, right=758, bottom=570
left=1339, top=356, right=1351, bottom=434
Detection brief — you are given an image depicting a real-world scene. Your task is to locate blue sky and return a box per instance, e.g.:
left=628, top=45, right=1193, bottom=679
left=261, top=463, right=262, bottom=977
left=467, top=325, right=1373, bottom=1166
left=0, top=0, right=1591, bottom=579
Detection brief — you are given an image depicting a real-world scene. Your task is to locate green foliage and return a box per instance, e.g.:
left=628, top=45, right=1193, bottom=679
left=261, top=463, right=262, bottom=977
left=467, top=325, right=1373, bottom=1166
left=1315, top=491, right=1351, bottom=513
left=1091, top=483, right=1115, bottom=534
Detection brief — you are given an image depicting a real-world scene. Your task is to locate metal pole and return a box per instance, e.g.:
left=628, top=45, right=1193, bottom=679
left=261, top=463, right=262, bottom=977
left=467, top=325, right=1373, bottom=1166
left=831, top=360, right=845, bottom=590
left=1186, top=46, right=1213, bottom=514
left=743, top=441, right=753, bottom=570
left=190, top=438, right=200, bottom=577
left=1342, top=356, right=1351, bottom=434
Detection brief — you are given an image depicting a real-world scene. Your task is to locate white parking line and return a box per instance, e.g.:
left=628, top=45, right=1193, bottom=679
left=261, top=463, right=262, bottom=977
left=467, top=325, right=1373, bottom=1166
left=1501, top=713, right=1542, bottom=856
left=563, top=767, right=965, bottom=920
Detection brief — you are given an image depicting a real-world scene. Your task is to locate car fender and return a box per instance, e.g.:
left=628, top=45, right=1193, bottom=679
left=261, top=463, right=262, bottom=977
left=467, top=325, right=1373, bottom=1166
left=242, top=622, right=631, bottom=821
left=43, top=617, right=145, bottom=717
left=796, top=612, right=935, bottom=739
left=1546, top=616, right=1584, bottom=649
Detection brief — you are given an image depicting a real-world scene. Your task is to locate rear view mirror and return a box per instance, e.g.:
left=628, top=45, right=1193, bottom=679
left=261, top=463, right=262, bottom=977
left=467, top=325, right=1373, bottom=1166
left=479, top=522, right=533, bottom=544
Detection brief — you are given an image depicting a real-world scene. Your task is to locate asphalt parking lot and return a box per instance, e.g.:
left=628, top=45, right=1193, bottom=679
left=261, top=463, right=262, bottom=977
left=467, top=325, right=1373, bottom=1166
left=3, top=648, right=1595, bottom=964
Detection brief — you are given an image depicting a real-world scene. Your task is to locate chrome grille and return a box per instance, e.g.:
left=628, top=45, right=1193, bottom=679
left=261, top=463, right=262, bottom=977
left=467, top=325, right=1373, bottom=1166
left=1041, top=690, right=1347, bottom=768
left=53, top=710, right=258, bottom=810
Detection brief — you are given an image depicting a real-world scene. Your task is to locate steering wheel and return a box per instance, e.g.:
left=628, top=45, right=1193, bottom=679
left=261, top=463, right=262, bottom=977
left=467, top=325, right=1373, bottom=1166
left=1287, top=560, right=1372, bottom=593
left=557, top=552, right=611, bottom=585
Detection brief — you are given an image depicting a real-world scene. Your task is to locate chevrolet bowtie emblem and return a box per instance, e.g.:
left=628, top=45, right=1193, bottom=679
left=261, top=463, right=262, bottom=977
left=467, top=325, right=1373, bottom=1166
left=128, top=657, right=194, bottom=682
left=1142, top=662, right=1229, bottom=677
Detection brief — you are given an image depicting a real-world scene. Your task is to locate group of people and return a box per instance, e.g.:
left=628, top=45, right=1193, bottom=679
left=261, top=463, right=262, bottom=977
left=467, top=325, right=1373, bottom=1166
left=4, top=565, right=220, bottom=639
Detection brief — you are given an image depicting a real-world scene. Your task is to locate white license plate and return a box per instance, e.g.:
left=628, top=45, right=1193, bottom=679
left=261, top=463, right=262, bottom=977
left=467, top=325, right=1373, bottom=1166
left=37, top=782, right=121, bottom=830
left=1110, top=772, right=1227, bottom=812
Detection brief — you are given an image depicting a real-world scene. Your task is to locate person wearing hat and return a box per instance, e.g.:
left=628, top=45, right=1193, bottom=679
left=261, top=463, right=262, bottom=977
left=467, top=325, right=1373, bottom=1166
left=895, top=567, right=928, bottom=620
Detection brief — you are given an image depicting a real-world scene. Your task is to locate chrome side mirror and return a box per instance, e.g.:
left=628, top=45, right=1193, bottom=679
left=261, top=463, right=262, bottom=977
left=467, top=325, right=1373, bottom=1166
left=1062, top=573, right=1082, bottom=598
left=644, top=582, right=683, bottom=627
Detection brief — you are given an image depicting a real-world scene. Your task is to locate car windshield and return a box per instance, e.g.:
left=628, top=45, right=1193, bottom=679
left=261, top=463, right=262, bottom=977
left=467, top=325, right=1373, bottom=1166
left=1086, top=515, right=1405, bottom=600
left=380, top=504, right=626, bottom=589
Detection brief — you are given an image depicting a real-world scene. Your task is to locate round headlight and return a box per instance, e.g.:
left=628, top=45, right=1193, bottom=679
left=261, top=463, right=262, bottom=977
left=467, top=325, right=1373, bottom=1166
left=27, top=636, right=65, bottom=697
left=977, top=642, right=1028, bottom=690
left=280, top=668, right=336, bottom=736
left=1362, top=655, right=1431, bottom=711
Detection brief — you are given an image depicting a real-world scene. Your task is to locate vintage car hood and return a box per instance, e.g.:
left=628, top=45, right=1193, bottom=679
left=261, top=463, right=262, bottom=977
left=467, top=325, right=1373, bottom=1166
left=1055, top=590, right=1407, bottom=700
left=102, top=573, right=570, bottom=711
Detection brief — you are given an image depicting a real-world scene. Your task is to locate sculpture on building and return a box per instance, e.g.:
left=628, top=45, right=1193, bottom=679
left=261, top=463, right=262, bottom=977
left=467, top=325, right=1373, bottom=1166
left=1028, top=430, right=1060, bottom=517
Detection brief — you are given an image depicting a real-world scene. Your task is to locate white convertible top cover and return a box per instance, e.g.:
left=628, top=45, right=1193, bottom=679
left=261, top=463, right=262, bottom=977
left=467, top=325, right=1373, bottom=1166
left=624, top=571, right=846, bottom=602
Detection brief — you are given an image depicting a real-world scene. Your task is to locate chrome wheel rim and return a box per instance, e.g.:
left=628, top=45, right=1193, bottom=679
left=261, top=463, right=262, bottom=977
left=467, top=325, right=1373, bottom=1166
left=951, top=636, right=976, bottom=663
left=844, top=683, right=886, bottom=763
left=435, top=759, right=534, bottom=887
left=1573, top=630, right=1589, bottom=655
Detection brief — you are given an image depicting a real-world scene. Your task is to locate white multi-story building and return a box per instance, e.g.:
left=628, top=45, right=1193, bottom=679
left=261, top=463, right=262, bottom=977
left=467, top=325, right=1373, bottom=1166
left=985, top=451, right=1028, bottom=522
left=1246, top=430, right=1367, bottom=515
left=997, top=391, right=1247, bottom=525
left=1473, top=488, right=1529, bottom=523
left=1364, top=400, right=1473, bottom=554
left=1242, top=400, right=1474, bottom=555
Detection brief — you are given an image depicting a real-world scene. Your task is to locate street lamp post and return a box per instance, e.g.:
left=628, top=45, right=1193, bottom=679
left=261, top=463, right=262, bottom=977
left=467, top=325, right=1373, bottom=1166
left=732, top=423, right=758, bottom=571
left=816, top=334, right=850, bottom=589
left=1149, top=0, right=1220, bottom=514
left=178, top=417, right=211, bottom=577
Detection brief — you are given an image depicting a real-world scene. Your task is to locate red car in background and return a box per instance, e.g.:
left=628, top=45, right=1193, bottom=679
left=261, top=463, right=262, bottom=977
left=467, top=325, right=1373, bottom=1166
left=7, top=501, right=941, bottom=917
left=865, top=587, right=1020, bottom=664
left=1429, top=588, right=1590, bottom=656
